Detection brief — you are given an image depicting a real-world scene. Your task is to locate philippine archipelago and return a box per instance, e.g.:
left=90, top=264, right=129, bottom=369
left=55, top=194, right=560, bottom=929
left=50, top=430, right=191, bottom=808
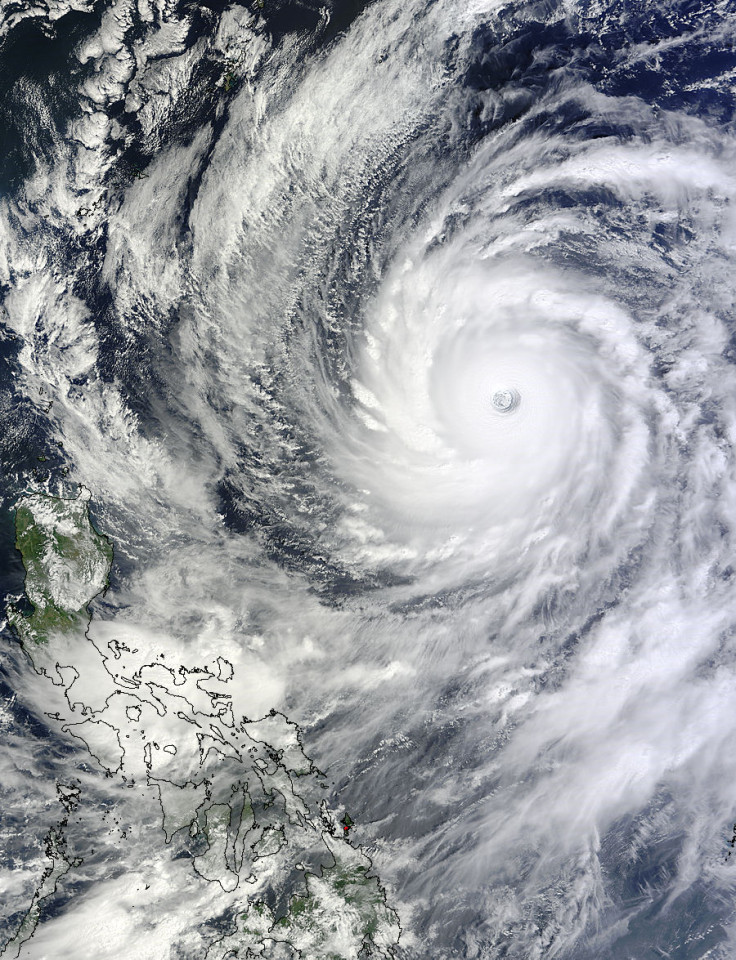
left=2, top=0, right=736, bottom=957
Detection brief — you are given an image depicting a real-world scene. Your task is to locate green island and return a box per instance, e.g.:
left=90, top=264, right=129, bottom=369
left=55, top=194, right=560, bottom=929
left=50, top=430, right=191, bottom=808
left=208, top=836, right=400, bottom=959
left=7, top=488, right=113, bottom=649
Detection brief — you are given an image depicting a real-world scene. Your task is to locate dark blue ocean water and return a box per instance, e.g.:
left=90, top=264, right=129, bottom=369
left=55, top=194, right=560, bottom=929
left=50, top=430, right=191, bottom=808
left=1, top=0, right=736, bottom=956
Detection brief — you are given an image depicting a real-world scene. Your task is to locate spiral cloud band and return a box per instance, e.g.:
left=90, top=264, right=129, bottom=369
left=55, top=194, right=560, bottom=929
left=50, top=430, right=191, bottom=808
left=1, top=0, right=736, bottom=957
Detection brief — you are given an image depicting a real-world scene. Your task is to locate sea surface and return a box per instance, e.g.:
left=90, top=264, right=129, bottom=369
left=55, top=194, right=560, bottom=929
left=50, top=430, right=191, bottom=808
left=2, top=0, right=736, bottom=956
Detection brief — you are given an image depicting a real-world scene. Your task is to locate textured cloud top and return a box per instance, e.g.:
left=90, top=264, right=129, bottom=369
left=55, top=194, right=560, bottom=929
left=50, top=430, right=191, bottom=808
left=1, top=0, right=736, bottom=957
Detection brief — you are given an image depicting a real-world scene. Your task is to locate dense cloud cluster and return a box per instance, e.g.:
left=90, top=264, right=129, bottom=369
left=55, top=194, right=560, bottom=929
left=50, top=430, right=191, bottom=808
left=1, top=0, right=736, bottom=956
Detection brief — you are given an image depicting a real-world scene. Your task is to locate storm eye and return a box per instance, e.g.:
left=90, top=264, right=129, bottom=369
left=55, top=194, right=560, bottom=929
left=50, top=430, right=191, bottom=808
left=491, top=388, right=520, bottom=413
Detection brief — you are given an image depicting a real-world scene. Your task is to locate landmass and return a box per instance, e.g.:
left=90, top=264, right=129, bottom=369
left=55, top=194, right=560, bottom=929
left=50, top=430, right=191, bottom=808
left=6, top=488, right=112, bottom=663
left=2, top=489, right=401, bottom=958
left=1, top=785, right=82, bottom=959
